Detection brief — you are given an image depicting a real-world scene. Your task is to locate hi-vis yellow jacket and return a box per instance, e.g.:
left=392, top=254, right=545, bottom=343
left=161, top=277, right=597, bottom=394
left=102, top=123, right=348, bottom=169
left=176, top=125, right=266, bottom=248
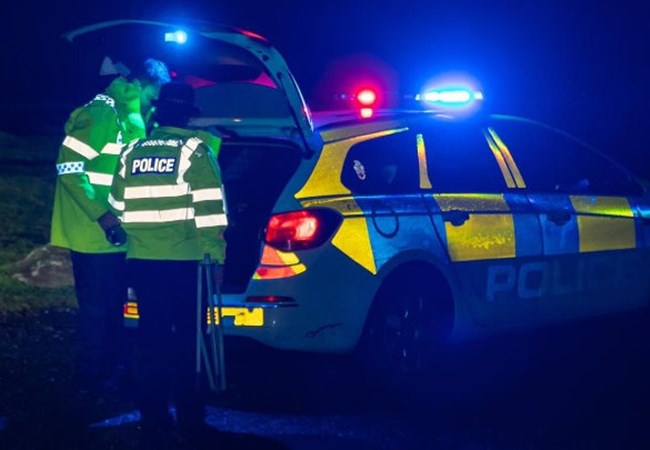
left=108, top=127, right=227, bottom=263
left=50, top=77, right=147, bottom=253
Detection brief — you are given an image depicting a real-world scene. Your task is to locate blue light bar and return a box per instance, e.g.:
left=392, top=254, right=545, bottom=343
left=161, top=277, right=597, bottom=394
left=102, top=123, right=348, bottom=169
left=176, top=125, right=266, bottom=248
left=165, top=30, right=188, bottom=44
left=417, top=88, right=483, bottom=106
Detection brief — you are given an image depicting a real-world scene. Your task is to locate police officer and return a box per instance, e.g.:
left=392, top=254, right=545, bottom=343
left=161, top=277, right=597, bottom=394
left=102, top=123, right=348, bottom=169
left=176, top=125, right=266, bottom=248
left=50, top=58, right=170, bottom=398
left=108, top=81, right=227, bottom=447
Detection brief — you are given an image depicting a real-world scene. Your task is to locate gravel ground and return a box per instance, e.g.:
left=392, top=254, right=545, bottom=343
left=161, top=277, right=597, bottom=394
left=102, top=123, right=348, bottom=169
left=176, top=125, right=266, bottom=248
left=1, top=307, right=648, bottom=450
left=0, top=308, right=139, bottom=449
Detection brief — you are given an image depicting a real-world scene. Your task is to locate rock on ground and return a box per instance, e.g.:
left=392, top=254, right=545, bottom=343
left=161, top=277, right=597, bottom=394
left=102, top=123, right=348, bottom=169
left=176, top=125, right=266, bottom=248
left=8, top=245, right=73, bottom=288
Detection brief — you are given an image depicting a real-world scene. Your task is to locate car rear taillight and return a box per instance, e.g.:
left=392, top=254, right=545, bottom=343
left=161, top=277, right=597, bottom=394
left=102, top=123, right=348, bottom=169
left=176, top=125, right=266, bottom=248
left=246, top=295, right=295, bottom=304
left=264, top=209, right=342, bottom=252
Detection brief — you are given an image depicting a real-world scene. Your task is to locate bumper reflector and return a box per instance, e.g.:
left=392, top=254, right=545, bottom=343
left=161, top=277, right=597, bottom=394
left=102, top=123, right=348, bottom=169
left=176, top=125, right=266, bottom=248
left=206, top=307, right=264, bottom=326
left=123, top=303, right=264, bottom=327
left=124, top=301, right=139, bottom=319
left=254, top=264, right=306, bottom=279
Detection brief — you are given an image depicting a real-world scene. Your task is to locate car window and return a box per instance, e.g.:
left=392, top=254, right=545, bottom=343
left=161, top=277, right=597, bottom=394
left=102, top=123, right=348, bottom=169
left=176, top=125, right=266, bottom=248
left=491, top=117, right=644, bottom=197
left=196, top=83, right=291, bottom=118
left=420, top=122, right=507, bottom=193
left=341, top=131, right=419, bottom=195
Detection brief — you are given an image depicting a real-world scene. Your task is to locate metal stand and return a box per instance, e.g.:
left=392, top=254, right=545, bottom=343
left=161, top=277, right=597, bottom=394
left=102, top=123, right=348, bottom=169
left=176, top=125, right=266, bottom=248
left=195, top=254, right=227, bottom=393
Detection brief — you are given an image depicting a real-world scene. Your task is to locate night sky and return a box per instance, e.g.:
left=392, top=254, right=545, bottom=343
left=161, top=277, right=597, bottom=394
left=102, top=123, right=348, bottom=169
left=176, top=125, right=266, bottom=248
left=2, top=0, right=648, bottom=173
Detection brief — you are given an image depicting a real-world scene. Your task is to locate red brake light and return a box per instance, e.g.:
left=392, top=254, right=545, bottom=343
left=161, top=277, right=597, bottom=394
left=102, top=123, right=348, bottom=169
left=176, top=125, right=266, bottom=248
left=246, top=295, right=295, bottom=304
left=265, top=209, right=342, bottom=251
left=356, top=89, right=377, bottom=106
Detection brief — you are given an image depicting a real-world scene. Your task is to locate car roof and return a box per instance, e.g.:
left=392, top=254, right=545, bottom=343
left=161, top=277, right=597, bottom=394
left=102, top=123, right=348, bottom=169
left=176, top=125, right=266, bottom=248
left=313, top=109, right=488, bottom=141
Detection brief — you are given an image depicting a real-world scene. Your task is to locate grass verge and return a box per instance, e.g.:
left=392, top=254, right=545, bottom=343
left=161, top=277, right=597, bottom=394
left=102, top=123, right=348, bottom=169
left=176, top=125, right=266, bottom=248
left=0, top=131, right=76, bottom=313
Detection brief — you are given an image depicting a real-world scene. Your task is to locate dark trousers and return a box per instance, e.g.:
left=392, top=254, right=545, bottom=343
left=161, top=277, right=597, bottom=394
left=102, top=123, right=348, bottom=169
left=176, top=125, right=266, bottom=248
left=128, top=259, right=204, bottom=431
left=69, top=251, right=128, bottom=390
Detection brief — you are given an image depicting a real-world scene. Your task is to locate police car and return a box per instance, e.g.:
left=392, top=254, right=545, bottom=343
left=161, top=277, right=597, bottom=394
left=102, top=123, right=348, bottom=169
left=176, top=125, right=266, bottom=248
left=67, top=20, right=650, bottom=374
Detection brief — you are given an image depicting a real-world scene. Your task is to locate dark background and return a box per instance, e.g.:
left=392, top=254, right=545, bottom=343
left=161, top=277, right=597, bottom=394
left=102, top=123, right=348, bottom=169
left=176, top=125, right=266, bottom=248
left=2, top=0, right=648, bottom=175
left=0, top=3, right=648, bottom=448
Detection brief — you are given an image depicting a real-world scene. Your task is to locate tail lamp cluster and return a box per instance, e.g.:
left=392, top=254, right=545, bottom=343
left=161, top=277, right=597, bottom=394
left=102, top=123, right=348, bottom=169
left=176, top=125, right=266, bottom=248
left=264, top=209, right=342, bottom=252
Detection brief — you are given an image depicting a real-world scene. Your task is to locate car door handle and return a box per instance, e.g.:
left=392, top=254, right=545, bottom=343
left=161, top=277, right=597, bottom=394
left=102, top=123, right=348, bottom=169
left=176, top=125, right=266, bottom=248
left=546, top=211, right=572, bottom=226
left=442, top=210, right=470, bottom=226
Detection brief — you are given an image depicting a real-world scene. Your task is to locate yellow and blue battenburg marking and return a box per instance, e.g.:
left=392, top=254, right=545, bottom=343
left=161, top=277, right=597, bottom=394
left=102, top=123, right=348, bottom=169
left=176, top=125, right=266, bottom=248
left=504, top=194, right=544, bottom=257
left=427, top=193, right=516, bottom=262
left=332, top=214, right=377, bottom=274
left=570, top=195, right=636, bottom=252
left=353, top=194, right=439, bottom=272
left=528, top=194, right=580, bottom=255
left=299, top=196, right=378, bottom=274
left=296, top=126, right=409, bottom=199
left=629, top=198, right=650, bottom=248
left=295, top=119, right=647, bottom=277
left=294, top=125, right=413, bottom=274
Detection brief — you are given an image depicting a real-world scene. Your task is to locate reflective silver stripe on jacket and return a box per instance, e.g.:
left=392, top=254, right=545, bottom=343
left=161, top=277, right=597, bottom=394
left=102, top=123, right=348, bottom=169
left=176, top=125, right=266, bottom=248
left=100, top=142, right=123, bottom=155
left=86, top=171, right=113, bottom=186
left=108, top=193, right=125, bottom=211
left=221, top=185, right=229, bottom=215
left=56, top=162, right=85, bottom=175
left=63, top=136, right=99, bottom=160
left=122, top=208, right=195, bottom=223
left=124, top=183, right=190, bottom=200
left=177, top=137, right=202, bottom=183
left=118, top=140, right=140, bottom=178
left=191, top=188, right=223, bottom=203
left=63, top=137, right=124, bottom=160
left=195, top=214, right=228, bottom=228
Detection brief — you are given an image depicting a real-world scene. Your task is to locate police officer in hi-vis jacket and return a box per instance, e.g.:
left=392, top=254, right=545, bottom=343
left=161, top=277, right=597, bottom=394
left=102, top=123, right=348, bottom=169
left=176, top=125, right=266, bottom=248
left=50, top=58, right=170, bottom=398
left=108, top=80, right=227, bottom=446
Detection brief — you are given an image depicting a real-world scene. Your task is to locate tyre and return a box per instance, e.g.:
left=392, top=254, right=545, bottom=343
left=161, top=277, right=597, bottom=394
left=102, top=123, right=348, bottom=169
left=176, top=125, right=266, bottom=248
left=357, top=266, right=453, bottom=383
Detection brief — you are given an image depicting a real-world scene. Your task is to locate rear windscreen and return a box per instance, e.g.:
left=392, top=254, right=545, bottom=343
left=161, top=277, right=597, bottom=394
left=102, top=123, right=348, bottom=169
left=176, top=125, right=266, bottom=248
left=63, top=22, right=278, bottom=102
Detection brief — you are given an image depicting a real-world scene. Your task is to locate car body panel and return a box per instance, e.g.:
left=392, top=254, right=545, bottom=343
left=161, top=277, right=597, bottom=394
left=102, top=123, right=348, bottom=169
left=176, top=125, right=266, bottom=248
left=91, top=20, right=649, bottom=354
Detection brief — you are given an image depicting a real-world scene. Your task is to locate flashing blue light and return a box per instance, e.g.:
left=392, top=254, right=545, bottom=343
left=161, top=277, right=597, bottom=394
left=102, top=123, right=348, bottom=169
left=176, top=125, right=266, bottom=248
left=417, top=88, right=483, bottom=106
left=165, top=30, right=188, bottom=44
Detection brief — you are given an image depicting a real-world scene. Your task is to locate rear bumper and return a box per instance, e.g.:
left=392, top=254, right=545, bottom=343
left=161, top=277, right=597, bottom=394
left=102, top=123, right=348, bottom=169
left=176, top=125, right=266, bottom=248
left=219, top=294, right=357, bottom=353
left=123, top=295, right=360, bottom=354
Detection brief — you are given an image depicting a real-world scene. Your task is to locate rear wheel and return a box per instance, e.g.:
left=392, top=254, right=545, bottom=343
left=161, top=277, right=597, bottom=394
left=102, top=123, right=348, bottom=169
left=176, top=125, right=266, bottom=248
left=358, top=266, right=453, bottom=381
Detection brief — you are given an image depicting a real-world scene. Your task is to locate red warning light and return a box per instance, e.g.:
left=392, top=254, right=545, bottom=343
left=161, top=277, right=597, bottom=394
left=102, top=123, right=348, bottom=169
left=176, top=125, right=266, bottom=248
left=360, top=107, right=374, bottom=118
left=356, top=89, right=377, bottom=106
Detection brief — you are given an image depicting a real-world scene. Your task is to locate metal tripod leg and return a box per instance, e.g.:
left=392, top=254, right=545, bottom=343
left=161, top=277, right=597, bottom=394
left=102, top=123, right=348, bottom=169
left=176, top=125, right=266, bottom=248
left=204, top=254, right=227, bottom=393
left=196, top=261, right=216, bottom=393
left=213, top=262, right=227, bottom=392
left=195, top=264, right=202, bottom=392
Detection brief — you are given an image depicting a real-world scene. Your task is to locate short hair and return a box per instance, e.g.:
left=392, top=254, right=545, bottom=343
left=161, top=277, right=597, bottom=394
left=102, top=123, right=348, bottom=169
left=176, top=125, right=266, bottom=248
left=155, top=108, right=193, bottom=128
left=131, top=58, right=171, bottom=87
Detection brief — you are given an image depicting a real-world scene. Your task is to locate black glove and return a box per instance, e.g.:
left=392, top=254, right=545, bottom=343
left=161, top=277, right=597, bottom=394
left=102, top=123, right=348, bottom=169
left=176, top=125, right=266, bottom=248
left=105, top=225, right=127, bottom=247
left=97, top=211, right=127, bottom=247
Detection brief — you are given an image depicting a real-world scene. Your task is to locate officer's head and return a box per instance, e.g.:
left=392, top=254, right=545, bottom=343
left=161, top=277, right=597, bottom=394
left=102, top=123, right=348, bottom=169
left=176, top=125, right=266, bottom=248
left=154, top=81, right=200, bottom=128
left=128, top=58, right=171, bottom=116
